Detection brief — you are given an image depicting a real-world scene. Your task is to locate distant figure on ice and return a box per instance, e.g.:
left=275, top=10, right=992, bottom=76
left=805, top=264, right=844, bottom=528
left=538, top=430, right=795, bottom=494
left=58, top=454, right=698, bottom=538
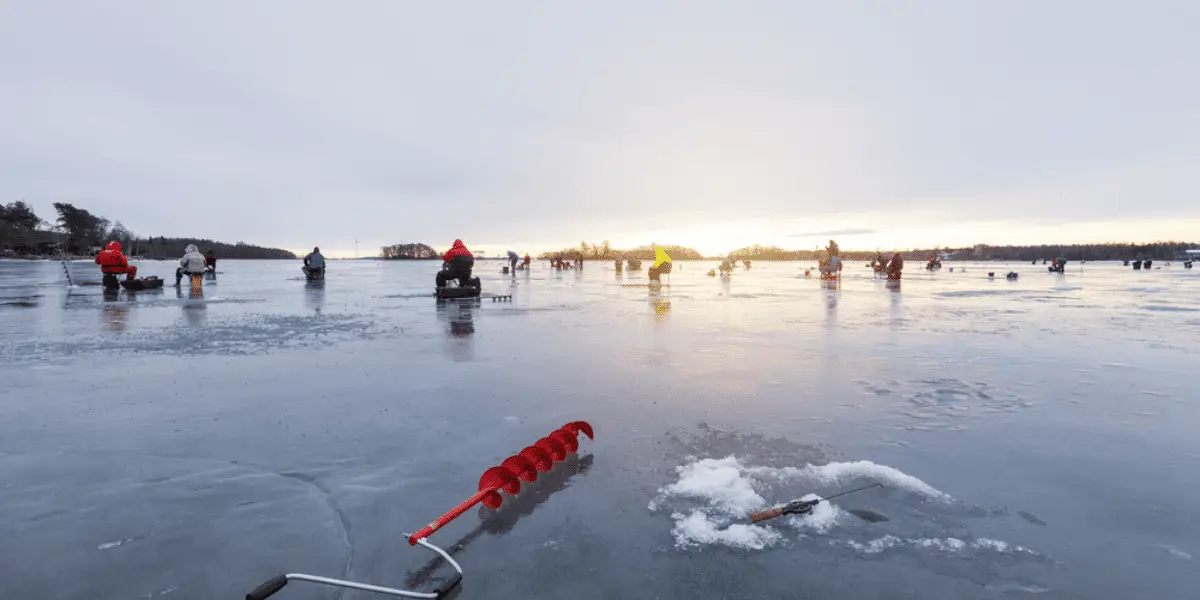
left=819, top=241, right=842, bottom=280
left=204, top=249, right=218, bottom=273
left=95, top=241, right=137, bottom=283
left=507, top=251, right=520, bottom=273
left=176, top=244, right=207, bottom=286
left=523, top=254, right=531, bottom=269
left=887, top=252, right=904, bottom=281
left=437, top=239, right=475, bottom=287
left=649, top=246, right=673, bottom=283
left=303, top=247, right=326, bottom=281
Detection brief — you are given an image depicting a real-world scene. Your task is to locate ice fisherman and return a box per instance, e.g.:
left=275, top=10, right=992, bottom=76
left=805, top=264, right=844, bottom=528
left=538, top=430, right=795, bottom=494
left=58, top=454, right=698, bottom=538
left=437, top=239, right=475, bottom=287
left=95, top=241, right=137, bottom=281
left=303, top=247, right=326, bottom=280
left=176, top=244, right=207, bottom=286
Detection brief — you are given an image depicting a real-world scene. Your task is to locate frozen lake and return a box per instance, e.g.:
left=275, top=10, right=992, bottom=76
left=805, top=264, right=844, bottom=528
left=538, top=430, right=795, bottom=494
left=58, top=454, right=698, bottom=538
left=1, top=258, right=1198, bottom=599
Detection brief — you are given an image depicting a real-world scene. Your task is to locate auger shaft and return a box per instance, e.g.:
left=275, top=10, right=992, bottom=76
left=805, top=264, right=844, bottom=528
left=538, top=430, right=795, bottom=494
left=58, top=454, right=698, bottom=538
left=408, top=491, right=491, bottom=545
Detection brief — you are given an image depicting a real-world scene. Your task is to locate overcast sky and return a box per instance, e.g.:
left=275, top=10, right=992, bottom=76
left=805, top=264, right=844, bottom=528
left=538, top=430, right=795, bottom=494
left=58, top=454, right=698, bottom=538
left=3, top=1, right=1198, bottom=257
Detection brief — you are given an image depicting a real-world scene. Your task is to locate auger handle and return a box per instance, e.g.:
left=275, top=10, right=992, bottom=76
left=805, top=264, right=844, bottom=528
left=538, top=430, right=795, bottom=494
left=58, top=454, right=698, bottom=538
left=749, top=507, right=786, bottom=523
left=245, top=574, right=288, bottom=600
left=409, top=490, right=490, bottom=545
left=433, top=572, right=463, bottom=598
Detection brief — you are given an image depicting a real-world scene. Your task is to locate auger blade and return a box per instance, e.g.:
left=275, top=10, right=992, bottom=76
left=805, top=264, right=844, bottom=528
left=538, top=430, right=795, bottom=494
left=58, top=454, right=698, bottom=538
left=562, top=421, right=594, bottom=440
left=536, top=436, right=567, bottom=461
left=480, top=490, right=504, bottom=509
left=502, top=455, right=539, bottom=483
left=519, top=445, right=554, bottom=472
left=550, top=429, right=578, bottom=453
left=480, top=466, right=521, bottom=495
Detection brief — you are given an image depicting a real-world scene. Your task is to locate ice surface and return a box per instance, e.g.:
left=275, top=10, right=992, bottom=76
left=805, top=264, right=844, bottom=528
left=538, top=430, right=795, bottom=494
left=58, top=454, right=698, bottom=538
left=2, top=259, right=1199, bottom=600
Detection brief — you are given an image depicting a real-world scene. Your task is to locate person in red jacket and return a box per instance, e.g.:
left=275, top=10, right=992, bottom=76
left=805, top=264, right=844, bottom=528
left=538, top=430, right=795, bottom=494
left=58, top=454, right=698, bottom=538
left=437, top=239, right=475, bottom=287
left=95, top=241, right=137, bottom=281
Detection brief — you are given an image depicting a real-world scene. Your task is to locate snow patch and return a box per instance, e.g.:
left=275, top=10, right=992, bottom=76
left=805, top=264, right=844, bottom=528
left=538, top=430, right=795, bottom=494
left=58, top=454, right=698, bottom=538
left=748, top=460, right=951, bottom=500
left=98, top=538, right=134, bottom=551
left=651, top=456, right=779, bottom=550
left=660, top=456, right=766, bottom=514
left=782, top=494, right=843, bottom=533
left=1154, top=544, right=1193, bottom=560
left=843, top=535, right=1035, bottom=556
left=670, top=511, right=783, bottom=550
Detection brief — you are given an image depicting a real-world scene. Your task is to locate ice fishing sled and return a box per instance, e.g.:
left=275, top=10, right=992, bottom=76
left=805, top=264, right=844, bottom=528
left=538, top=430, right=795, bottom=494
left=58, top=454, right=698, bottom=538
left=106, top=275, right=164, bottom=291
left=435, top=277, right=482, bottom=300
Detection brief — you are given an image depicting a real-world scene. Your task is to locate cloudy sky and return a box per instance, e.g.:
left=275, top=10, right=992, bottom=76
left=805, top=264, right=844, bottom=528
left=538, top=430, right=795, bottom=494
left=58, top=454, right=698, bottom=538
left=3, top=1, right=1198, bottom=257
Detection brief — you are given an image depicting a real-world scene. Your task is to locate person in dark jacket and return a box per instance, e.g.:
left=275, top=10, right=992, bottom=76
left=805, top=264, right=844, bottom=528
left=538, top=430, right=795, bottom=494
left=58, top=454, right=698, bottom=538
left=205, top=249, right=217, bottom=272
left=303, top=247, right=326, bottom=280
left=437, top=239, right=475, bottom=287
left=95, top=241, right=137, bottom=280
left=507, top=251, right=520, bottom=272
left=886, top=253, right=904, bottom=280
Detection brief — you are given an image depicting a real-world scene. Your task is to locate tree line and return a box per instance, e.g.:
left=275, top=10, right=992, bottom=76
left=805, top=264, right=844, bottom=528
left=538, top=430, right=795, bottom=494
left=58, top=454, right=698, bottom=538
left=539, top=241, right=705, bottom=261
left=711, top=242, right=1199, bottom=262
left=381, top=243, right=439, bottom=259
left=0, top=201, right=295, bottom=259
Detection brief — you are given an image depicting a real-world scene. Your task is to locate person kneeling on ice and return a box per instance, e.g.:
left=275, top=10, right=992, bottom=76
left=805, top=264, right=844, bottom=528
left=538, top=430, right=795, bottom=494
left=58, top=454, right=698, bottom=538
left=204, top=249, right=217, bottom=272
left=95, top=240, right=137, bottom=281
left=303, top=247, right=326, bottom=280
left=176, top=244, right=207, bottom=286
left=437, top=239, right=475, bottom=287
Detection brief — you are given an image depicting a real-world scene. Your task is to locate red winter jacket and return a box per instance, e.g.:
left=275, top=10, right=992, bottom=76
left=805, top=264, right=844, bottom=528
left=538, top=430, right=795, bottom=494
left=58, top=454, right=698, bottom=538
left=95, top=241, right=130, bottom=273
left=442, top=239, right=473, bottom=263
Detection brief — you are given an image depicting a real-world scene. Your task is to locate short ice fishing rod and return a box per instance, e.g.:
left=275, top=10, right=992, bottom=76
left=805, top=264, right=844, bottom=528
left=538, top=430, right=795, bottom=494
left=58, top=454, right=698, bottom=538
left=749, top=482, right=883, bottom=523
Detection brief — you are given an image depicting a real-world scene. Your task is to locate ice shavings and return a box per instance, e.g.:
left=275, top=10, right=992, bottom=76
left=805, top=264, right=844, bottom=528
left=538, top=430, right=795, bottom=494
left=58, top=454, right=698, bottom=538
left=670, top=511, right=783, bottom=550
left=748, top=460, right=951, bottom=501
left=782, top=494, right=843, bottom=533
left=650, top=456, right=781, bottom=550
left=660, top=456, right=766, bottom=514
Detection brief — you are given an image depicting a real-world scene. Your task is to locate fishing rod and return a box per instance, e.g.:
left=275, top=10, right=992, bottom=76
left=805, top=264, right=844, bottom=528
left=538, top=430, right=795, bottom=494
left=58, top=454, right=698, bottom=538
left=749, top=482, right=883, bottom=523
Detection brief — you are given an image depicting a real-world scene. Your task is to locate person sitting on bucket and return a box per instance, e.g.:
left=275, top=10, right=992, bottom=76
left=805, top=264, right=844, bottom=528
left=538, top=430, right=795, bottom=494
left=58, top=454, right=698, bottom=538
left=437, top=239, right=475, bottom=287
left=176, top=244, right=207, bottom=286
left=303, top=246, right=326, bottom=280
left=523, top=253, right=531, bottom=268
left=648, top=246, right=673, bottom=283
left=95, top=240, right=137, bottom=281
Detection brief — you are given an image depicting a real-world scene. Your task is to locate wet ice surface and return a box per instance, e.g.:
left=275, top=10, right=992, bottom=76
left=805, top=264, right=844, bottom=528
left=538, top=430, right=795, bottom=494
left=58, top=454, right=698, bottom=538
left=2, top=258, right=1199, bottom=599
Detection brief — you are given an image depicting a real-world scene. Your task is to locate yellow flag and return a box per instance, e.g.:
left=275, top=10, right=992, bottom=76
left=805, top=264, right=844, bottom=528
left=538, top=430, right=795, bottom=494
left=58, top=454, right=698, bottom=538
left=653, top=245, right=672, bottom=267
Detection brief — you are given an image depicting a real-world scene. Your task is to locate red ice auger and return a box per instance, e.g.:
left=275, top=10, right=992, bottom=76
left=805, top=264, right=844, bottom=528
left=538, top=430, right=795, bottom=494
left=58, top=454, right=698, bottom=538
left=245, top=421, right=594, bottom=600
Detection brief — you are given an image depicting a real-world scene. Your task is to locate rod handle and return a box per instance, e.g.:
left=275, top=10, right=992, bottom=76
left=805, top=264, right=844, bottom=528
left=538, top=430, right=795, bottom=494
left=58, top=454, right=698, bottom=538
left=749, top=507, right=785, bottom=523
left=434, top=572, right=464, bottom=598
left=246, top=574, right=288, bottom=600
